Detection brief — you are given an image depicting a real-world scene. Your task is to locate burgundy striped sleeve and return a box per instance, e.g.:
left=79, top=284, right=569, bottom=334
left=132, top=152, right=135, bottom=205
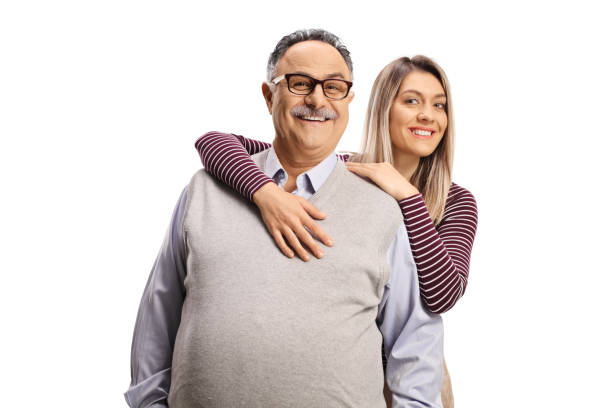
left=194, top=131, right=273, bottom=201
left=398, top=183, right=478, bottom=313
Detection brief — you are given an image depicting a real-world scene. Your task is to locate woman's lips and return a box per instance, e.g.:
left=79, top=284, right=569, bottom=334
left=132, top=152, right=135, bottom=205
left=409, top=127, right=435, bottom=139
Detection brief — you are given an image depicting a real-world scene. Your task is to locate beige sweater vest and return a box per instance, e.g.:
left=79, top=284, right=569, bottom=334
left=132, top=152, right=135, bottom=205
left=169, top=151, right=403, bottom=408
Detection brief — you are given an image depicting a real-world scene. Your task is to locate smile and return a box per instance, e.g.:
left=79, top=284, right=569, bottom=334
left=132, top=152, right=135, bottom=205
left=296, top=115, right=330, bottom=123
left=410, top=127, right=435, bottom=139
left=302, top=115, right=326, bottom=121
left=290, top=105, right=338, bottom=123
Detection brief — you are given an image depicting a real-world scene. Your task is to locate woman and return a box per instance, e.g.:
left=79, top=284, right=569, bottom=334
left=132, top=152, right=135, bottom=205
left=195, top=56, right=477, bottom=407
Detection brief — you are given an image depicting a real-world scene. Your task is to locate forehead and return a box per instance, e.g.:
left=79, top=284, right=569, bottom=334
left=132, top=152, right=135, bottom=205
left=399, top=70, right=445, bottom=97
left=275, top=40, right=351, bottom=80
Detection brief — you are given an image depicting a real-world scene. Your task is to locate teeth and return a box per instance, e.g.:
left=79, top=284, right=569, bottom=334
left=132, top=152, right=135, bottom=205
left=303, top=116, right=326, bottom=122
left=413, top=129, right=432, bottom=136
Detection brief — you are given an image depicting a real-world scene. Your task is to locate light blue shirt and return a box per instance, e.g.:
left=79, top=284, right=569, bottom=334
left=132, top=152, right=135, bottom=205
left=125, top=148, right=443, bottom=408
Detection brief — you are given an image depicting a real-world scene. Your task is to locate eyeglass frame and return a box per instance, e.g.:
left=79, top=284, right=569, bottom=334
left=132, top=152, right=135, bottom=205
left=270, top=73, right=353, bottom=100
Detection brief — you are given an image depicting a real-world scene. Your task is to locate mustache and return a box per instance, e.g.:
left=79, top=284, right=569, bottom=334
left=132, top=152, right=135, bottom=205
left=290, top=105, right=338, bottom=120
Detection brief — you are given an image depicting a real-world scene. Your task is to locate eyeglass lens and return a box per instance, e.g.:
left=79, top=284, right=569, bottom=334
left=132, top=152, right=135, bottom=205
left=287, top=75, right=349, bottom=99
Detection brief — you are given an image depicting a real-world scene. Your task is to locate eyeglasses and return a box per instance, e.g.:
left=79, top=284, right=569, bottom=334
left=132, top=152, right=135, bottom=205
left=271, top=73, right=353, bottom=100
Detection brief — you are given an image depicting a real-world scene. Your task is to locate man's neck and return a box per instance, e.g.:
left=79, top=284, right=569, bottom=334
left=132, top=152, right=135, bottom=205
left=273, top=139, right=334, bottom=193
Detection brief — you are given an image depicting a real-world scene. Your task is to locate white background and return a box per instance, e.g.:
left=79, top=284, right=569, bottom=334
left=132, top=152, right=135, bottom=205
left=1, top=1, right=610, bottom=407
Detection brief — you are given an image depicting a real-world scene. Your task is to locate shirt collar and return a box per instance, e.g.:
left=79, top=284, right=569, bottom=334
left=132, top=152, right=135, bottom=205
left=263, top=146, right=338, bottom=194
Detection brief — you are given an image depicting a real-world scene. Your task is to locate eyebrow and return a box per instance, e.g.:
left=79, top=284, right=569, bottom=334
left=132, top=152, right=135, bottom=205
left=400, top=89, right=446, bottom=98
left=325, top=72, right=348, bottom=80
left=293, top=71, right=349, bottom=80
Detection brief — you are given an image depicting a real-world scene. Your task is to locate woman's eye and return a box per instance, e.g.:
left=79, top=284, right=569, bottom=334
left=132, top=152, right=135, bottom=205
left=405, top=98, right=418, bottom=104
left=434, top=103, right=446, bottom=109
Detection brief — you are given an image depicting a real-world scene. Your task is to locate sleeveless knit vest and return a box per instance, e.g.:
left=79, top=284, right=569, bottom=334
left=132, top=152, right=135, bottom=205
left=169, top=150, right=403, bottom=408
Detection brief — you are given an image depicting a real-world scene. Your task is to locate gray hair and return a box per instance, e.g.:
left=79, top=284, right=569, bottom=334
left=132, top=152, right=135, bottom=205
left=266, top=29, right=353, bottom=81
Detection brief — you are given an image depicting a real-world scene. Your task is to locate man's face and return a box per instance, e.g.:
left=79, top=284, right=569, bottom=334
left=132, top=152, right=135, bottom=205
left=263, top=41, right=354, bottom=157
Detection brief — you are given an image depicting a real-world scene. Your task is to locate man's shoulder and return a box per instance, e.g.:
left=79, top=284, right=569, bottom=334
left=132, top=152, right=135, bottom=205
left=341, top=164, right=402, bottom=212
left=190, top=168, right=209, bottom=182
left=186, top=169, right=215, bottom=195
left=186, top=168, right=239, bottom=201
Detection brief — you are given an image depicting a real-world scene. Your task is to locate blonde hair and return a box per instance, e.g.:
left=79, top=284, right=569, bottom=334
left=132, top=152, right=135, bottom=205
left=353, top=56, right=455, bottom=225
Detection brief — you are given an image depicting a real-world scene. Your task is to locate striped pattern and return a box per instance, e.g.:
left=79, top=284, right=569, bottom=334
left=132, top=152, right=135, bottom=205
left=194, top=131, right=478, bottom=313
left=398, top=186, right=477, bottom=313
left=195, top=132, right=273, bottom=201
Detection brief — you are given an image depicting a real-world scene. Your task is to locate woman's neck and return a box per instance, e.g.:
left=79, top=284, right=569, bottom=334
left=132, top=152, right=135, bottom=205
left=392, top=150, right=420, bottom=181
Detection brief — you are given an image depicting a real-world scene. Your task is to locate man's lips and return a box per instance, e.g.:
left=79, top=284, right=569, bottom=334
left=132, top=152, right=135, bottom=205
left=409, top=127, right=435, bottom=139
left=295, top=115, right=331, bottom=124
left=290, top=105, right=338, bottom=123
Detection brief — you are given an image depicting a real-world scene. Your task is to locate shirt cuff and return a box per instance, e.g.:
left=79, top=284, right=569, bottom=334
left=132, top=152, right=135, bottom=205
left=124, top=368, right=171, bottom=408
left=397, top=193, right=424, bottom=205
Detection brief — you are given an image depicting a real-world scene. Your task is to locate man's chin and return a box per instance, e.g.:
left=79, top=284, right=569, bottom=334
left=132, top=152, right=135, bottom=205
left=293, top=131, right=334, bottom=149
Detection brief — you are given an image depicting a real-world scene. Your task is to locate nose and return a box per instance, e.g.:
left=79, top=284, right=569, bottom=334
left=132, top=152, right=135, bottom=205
left=417, top=104, right=434, bottom=123
left=304, top=83, right=327, bottom=108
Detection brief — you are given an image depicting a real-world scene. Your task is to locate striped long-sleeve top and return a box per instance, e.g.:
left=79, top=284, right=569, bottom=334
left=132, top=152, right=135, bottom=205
left=195, top=131, right=478, bottom=313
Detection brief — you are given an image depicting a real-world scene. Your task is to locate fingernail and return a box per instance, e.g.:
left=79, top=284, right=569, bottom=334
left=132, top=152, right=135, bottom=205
left=326, top=239, right=333, bottom=246
left=316, top=250, right=324, bottom=258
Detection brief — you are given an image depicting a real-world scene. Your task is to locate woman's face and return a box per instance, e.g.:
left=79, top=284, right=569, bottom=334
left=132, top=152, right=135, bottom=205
left=389, top=71, right=448, bottom=160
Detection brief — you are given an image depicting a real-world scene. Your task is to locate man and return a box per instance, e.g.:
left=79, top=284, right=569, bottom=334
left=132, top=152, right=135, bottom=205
left=125, top=29, right=443, bottom=407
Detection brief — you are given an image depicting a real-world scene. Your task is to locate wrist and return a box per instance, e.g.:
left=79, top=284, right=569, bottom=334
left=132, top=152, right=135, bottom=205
left=395, top=185, right=419, bottom=201
left=252, top=181, right=280, bottom=206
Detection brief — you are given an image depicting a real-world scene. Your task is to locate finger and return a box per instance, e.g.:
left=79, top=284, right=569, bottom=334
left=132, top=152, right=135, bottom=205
left=271, top=229, right=295, bottom=258
left=282, top=226, right=310, bottom=262
left=300, top=199, right=327, bottom=220
left=357, top=163, right=381, bottom=170
left=345, top=162, right=374, bottom=167
left=345, top=165, right=373, bottom=177
left=304, top=219, right=333, bottom=247
left=294, top=225, right=324, bottom=259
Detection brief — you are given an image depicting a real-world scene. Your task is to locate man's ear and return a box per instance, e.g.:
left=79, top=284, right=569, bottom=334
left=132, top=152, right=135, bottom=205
left=347, top=90, right=355, bottom=104
left=262, top=82, right=273, bottom=114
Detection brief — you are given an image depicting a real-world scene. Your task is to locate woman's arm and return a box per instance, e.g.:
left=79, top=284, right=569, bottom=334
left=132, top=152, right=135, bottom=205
left=194, top=131, right=333, bottom=261
left=195, top=132, right=350, bottom=199
left=399, top=185, right=478, bottom=313
left=345, top=162, right=478, bottom=314
left=194, top=131, right=273, bottom=201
